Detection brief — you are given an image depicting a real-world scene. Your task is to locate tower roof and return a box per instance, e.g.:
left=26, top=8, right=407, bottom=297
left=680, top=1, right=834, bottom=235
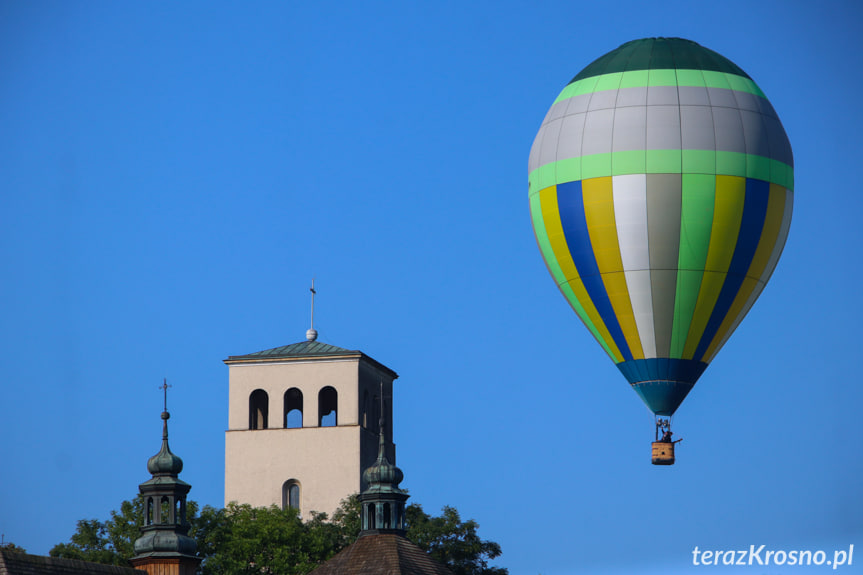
left=0, top=549, right=145, bottom=575
left=307, top=533, right=453, bottom=575
left=224, top=340, right=398, bottom=378
left=228, top=340, right=358, bottom=359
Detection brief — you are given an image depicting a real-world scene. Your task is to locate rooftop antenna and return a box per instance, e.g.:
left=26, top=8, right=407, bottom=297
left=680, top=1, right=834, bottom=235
left=306, top=279, right=318, bottom=342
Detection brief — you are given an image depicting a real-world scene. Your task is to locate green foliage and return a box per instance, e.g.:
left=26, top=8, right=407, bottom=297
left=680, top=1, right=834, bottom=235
left=50, top=495, right=200, bottom=566
left=329, top=493, right=361, bottom=542
left=1, top=541, right=27, bottom=553
left=50, top=518, right=128, bottom=566
left=196, top=503, right=342, bottom=575
left=406, top=504, right=507, bottom=575
left=51, top=494, right=507, bottom=575
left=325, top=495, right=508, bottom=575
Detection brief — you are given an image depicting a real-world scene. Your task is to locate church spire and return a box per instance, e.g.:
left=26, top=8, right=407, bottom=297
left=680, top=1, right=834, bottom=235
left=130, top=382, right=200, bottom=575
left=358, top=384, right=408, bottom=536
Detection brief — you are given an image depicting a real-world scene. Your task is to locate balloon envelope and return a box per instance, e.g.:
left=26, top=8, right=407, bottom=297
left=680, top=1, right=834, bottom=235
left=529, top=38, right=793, bottom=415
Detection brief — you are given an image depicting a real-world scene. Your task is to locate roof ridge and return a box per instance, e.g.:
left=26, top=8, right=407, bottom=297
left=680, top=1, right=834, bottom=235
left=227, top=340, right=359, bottom=360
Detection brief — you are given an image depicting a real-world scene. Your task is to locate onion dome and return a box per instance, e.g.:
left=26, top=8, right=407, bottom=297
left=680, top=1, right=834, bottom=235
left=362, top=422, right=405, bottom=493
left=359, top=418, right=409, bottom=536
left=147, top=411, right=184, bottom=475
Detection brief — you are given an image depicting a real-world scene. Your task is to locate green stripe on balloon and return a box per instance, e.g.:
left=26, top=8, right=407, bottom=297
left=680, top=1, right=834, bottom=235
left=529, top=152, right=794, bottom=191
left=670, top=175, right=716, bottom=358
left=552, top=69, right=765, bottom=105
left=529, top=191, right=565, bottom=287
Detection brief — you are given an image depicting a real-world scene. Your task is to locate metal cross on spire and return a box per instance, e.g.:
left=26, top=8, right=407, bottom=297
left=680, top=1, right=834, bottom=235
left=306, top=279, right=318, bottom=341
left=160, top=378, right=172, bottom=413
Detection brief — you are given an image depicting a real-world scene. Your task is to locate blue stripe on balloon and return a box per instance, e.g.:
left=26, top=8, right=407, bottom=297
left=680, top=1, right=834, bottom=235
left=617, top=358, right=708, bottom=385
left=557, top=180, right=633, bottom=362
left=693, top=178, right=770, bottom=360
left=617, top=358, right=708, bottom=415
left=632, top=382, right=695, bottom=416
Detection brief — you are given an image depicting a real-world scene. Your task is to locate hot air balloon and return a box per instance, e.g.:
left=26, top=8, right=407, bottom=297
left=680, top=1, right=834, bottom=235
left=528, top=38, right=793, bottom=464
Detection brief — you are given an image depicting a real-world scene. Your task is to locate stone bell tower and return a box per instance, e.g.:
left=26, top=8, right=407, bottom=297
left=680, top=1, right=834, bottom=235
left=224, top=327, right=398, bottom=519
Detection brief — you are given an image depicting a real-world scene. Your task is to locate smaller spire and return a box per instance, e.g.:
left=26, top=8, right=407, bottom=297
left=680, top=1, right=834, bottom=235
left=359, top=382, right=408, bottom=536
left=147, top=379, right=183, bottom=475
left=131, top=383, right=198, bottom=572
left=306, top=279, right=318, bottom=341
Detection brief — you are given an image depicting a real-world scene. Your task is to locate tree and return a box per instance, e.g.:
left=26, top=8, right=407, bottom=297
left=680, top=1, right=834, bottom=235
left=406, top=504, right=507, bottom=575
left=1, top=541, right=27, bottom=553
left=195, top=503, right=343, bottom=575
left=52, top=495, right=507, bottom=574
left=50, top=495, right=200, bottom=566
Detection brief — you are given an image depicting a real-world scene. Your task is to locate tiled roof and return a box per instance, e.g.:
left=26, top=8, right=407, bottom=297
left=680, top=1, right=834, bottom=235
left=308, top=534, right=453, bottom=575
left=0, top=550, right=144, bottom=575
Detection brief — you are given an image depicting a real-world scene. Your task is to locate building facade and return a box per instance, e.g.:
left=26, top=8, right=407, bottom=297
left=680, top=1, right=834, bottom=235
left=224, top=337, right=398, bottom=519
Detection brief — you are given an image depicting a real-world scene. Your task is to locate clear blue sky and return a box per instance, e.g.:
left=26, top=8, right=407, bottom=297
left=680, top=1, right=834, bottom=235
left=1, top=2, right=861, bottom=574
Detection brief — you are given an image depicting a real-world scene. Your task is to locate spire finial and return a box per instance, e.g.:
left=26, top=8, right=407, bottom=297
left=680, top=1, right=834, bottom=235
left=147, top=380, right=183, bottom=475
left=160, top=378, right=172, bottom=412
left=306, top=279, right=318, bottom=341
left=159, top=378, right=172, bottom=439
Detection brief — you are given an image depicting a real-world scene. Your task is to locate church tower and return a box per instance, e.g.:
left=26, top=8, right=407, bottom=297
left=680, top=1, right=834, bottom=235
left=130, top=386, right=200, bottom=575
left=224, top=328, right=398, bottom=519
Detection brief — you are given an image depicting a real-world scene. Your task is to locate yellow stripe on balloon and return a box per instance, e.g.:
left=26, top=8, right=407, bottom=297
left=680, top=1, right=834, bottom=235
left=582, top=177, right=645, bottom=360
left=706, top=187, right=793, bottom=362
left=682, top=175, right=746, bottom=359
left=539, top=185, right=623, bottom=362
left=702, top=184, right=787, bottom=362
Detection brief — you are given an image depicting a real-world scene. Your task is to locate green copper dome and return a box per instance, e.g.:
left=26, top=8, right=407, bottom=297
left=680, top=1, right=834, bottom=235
left=147, top=411, right=184, bottom=475
left=362, top=427, right=405, bottom=494
left=133, top=530, right=197, bottom=556
left=358, top=417, right=410, bottom=536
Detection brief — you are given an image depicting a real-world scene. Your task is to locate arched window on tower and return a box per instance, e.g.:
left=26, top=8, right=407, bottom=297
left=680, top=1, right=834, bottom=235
left=282, top=479, right=300, bottom=513
left=383, top=502, right=391, bottom=528
left=160, top=496, right=171, bottom=524
left=249, top=389, right=269, bottom=430
left=284, top=388, right=303, bottom=428
left=318, top=386, right=337, bottom=427
left=146, top=497, right=153, bottom=526
left=366, top=503, right=376, bottom=530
